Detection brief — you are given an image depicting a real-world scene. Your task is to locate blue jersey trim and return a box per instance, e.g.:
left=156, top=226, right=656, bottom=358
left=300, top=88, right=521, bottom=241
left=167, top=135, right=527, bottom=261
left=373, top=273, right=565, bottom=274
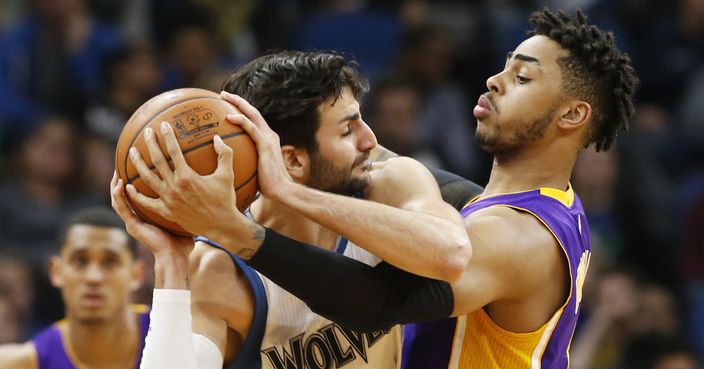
left=335, top=237, right=349, bottom=255
left=194, top=236, right=269, bottom=369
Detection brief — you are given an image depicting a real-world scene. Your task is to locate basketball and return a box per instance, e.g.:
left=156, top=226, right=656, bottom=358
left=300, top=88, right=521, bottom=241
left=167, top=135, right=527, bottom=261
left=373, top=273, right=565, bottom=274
left=115, top=88, right=258, bottom=236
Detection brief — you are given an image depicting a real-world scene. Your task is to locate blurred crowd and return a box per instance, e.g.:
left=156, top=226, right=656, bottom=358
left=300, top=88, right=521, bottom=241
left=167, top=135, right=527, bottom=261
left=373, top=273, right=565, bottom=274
left=0, top=0, right=702, bottom=368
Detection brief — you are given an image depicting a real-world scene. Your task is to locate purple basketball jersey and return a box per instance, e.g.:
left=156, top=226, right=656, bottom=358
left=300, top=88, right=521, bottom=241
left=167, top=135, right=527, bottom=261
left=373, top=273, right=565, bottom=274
left=32, top=306, right=150, bottom=369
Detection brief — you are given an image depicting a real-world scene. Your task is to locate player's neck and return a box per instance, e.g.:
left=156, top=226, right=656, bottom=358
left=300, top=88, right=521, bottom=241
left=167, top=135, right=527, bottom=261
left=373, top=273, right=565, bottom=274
left=483, top=144, right=577, bottom=196
left=251, top=197, right=340, bottom=250
left=66, top=308, right=139, bottom=368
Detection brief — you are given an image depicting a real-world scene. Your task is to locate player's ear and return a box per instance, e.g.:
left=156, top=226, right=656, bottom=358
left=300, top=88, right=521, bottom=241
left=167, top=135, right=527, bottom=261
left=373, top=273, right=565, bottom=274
left=281, top=145, right=307, bottom=181
left=48, top=256, right=63, bottom=288
left=558, top=100, right=591, bottom=130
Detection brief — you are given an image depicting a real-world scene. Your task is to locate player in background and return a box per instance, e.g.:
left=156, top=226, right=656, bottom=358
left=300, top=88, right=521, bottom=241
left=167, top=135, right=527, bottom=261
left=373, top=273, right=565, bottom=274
left=0, top=207, right=148, bottom=369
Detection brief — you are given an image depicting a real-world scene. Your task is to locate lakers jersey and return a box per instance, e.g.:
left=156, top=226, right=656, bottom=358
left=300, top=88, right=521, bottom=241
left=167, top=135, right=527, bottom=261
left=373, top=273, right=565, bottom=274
left=199, top=237, right=403, bottom=369
left=31, top=305, right=150, bottom=369
left=403, top=185, right=591, bottom=369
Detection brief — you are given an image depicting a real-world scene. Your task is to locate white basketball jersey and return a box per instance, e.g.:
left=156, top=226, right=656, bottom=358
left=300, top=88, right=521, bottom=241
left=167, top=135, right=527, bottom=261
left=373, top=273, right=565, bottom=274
left=257, top=237, right=403, bottom=369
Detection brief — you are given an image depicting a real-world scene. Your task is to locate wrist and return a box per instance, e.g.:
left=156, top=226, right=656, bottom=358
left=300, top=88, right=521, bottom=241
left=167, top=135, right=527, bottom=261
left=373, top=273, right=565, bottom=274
left=210, top=214, right=266, bottom=260
left=153, top=255, right=190, bottom=289
left=272, top=181, right=303, bottom=206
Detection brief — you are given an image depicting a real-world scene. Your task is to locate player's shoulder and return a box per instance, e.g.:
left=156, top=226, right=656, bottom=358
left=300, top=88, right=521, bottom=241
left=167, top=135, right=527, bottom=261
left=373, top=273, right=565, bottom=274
left=369, top=156, right=435, bottom=190
left=190, top=241, right=256, bottom=323
left=466, top=205, right=558, bottom=258
left=367, top=156, right=439, bottom=205
left=371, top=156, right=428, bottom=178
left=0, top=342, right=37, bottom=369
left=465, top=205, right=564, bottom=296
left=190, top=242, right=251, bottom=293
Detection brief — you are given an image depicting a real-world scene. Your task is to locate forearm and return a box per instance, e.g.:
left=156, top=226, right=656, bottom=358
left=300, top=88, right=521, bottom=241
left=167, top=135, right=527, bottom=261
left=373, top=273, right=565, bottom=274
left=276, top=183, right=468, bottom=281
left=246, top=228, right=453, bottom=332
left=141, top=290, right=223, bottom=369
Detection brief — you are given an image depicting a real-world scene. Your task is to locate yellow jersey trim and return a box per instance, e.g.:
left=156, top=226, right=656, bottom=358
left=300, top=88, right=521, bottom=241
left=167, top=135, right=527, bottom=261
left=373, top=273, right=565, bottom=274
left=57, top=304, right=148, bottom=369
left=462, top=183, right=574, bottom=210
left=538, top=183, right=574, bottom=207
left=28, top=342, right=39, bottom=369
left=58, top=320, right=87, bottom=369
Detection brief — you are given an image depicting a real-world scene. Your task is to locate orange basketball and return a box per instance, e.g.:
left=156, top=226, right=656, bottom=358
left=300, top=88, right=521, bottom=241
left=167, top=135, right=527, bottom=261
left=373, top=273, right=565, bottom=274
left=115, top=88, right=258, bottom=236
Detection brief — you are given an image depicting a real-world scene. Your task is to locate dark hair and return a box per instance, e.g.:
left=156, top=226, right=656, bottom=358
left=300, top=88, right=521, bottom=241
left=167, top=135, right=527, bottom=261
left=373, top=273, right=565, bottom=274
left=528, top=8, right=639, bottom=151
left=57, top=207, right=137, bottom=258
left=221, top=51, right=369, bottom=153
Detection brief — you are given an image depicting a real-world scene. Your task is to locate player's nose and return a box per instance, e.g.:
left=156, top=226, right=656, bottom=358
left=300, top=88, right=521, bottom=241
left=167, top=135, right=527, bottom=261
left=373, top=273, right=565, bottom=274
left=358, top=119, right=377, bottom=151
left=84, top=263, right=106, bottom=283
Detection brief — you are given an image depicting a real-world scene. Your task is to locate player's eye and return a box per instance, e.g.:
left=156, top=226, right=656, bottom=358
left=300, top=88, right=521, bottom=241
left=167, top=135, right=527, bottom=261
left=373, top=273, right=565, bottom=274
left=342, top=125, right=352, bottom=136
left=517, top=75, right=531, bottom=84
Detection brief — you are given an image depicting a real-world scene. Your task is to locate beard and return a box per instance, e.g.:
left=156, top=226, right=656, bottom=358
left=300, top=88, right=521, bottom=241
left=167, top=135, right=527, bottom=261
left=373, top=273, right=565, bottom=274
left=306, top=151, right=370, bottom=196
left=475, top=104, right=557, bottom=157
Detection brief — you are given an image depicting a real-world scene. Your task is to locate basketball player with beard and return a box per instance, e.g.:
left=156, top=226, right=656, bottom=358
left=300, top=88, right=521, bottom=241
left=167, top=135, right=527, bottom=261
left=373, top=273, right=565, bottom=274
left=113, top=51, right=481, bottom=369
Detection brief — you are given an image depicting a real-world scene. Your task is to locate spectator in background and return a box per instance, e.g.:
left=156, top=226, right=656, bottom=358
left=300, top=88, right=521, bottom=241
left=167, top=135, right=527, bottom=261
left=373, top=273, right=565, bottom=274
left=572, top=268, right=689, bottom=369
left=294, top=0, right=401, bottom=80
left=390, top=23, right=482, bottom=179
left=364, top=74, right=430, bottom=165
left=571, top=268, right=640, bottom=369
left=572, top=145, right=623, bottom=262
left=161, top=21, right=228, bottom=91
left=622, top=333, right=698, bottom=369
left=0, top=116, right=97, bottom=265
left=0, top=255, right=34, bottom=339
left=83, top=42, right=160, bottom=144
left=0, top=296, right=22, bottom=345
left=0, top=0, right=123, bottom=126
left=80, top=133, right=117, bottom=205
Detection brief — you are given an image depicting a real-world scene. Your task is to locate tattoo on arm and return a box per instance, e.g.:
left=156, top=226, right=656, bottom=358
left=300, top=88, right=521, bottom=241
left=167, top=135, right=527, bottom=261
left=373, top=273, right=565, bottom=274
left=236, top=226, right=265, bottom=260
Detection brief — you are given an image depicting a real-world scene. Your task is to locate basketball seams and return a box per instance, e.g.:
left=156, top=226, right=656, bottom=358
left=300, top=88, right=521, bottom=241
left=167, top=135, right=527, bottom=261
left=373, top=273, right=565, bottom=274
left=125, top=131, right=247, bottom=183
left=119, top=95, right=226, bottom=182
left=115, top=88, right=258, bottom=235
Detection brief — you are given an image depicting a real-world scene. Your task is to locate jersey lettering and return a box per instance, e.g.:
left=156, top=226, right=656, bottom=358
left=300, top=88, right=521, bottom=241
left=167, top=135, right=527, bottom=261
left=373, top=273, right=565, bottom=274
left=261, top=324, right=391, bottom=369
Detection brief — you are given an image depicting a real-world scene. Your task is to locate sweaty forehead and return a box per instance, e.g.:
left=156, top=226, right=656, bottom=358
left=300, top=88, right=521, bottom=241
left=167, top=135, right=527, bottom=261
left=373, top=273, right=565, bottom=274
left=62, top=224, right=130, bottom=256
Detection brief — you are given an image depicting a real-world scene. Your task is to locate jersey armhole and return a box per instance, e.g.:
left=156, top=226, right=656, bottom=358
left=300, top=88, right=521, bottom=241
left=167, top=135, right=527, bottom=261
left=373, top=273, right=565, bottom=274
left=194, top=236, right=269, bottom=369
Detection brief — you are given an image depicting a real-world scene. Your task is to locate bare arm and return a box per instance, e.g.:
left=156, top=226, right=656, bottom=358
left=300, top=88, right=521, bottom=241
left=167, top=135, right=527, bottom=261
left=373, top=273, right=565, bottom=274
left=450, top=206, right=568, bottom=331
left=223, top=94, right=471, bottom=281
left=189, top=242, right=255, bottom=363
left=0, top=344, right=36, bottom=369
left=111, top=175, right=226, bottom=369
left=270, top=157, right=471, bottom=281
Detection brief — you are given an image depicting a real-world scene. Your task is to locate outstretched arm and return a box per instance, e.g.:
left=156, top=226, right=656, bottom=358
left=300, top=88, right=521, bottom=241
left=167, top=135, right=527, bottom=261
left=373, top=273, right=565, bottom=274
left=110, top=175, right=224, bottom=369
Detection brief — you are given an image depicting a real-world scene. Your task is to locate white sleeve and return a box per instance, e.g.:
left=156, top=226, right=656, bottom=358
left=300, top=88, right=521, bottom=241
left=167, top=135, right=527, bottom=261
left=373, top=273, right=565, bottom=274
left=140, top=289, right=224, bottom=369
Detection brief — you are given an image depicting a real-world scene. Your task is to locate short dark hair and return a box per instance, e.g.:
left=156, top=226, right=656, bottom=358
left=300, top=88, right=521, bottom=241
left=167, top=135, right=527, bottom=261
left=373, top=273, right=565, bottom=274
left=57, top=207, right=137, bottom=258
left=528, top=8, right=639, bottom=151
left=221, top=51, right=369, bottom=153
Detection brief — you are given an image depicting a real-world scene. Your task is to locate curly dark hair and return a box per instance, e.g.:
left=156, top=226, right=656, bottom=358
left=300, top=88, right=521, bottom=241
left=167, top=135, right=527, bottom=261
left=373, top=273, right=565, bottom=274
left=528, top=8, right=639, bottom=151
left=221, top=51, right=369, bottom=153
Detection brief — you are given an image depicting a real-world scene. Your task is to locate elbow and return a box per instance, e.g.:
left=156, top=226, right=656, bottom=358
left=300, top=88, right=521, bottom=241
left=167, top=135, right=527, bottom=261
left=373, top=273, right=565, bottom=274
left=439, top=236, right=471, bottom=283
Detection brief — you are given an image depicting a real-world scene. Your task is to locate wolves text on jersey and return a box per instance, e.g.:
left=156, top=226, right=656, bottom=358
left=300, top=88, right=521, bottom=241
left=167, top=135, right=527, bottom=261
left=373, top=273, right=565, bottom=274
left=261, top=323, right=391, bottom=369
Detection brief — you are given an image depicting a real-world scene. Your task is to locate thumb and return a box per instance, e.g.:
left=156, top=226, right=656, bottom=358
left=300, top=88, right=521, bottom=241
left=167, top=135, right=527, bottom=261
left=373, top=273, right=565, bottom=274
left=213, top=135, right=234, bottom=176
